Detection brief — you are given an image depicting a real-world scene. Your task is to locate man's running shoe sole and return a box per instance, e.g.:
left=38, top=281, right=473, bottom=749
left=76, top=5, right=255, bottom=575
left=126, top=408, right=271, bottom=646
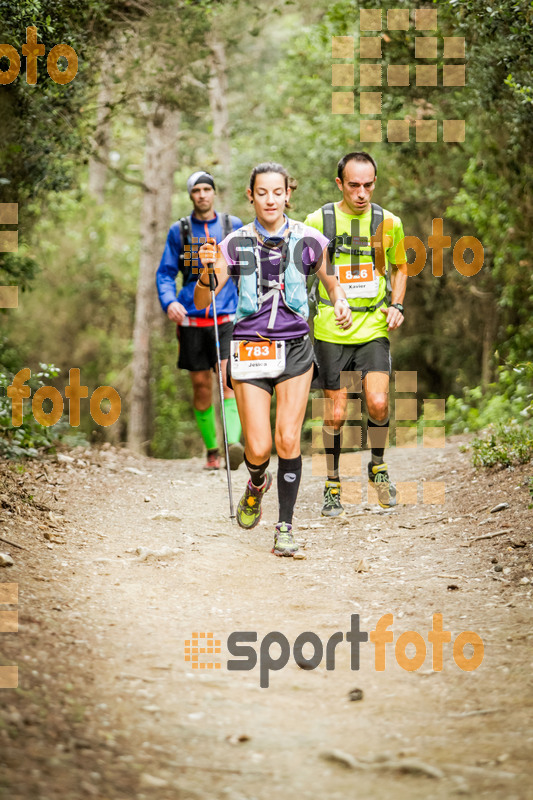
left=271, top=547, right=298, bottom=557
left=321, top=501, right=345, bottom=517
left=227, top=442, right=245, bottom=471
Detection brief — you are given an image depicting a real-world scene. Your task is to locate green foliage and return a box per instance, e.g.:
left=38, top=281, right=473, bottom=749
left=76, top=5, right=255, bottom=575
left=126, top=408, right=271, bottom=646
left=505, top=74, right=533, bottom=106
left=447, top=361, right=533, bottom=433
left=0, top=0, right=164, bottom=363
left=0, top=0, right=148, bottom=231
left=0, top=363, right=72, bottom=458
left=471, top=421, right=533, bottom=468
left=0, top=252, right=39, bottom=296
left=227, top=1, right=362, bottom=219
left=3, top=0, right=533, bottom=459
left=0, top=187, right=139, bottom=444
left=150, top=336, right=200, bottom=459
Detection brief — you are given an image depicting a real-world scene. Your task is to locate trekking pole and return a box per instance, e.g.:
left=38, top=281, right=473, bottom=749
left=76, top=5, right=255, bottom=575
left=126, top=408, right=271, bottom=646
left=204, top=227, right=235, bottom=521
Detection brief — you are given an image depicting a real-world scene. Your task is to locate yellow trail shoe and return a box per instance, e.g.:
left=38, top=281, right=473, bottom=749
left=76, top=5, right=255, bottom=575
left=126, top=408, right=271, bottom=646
left=272, top=522, right=299, bottom=557
left=321, top=480, right=344, bottom=517
left=236, top=471, right=273, bottom=529
left=368, top=462, right=397, bottom=508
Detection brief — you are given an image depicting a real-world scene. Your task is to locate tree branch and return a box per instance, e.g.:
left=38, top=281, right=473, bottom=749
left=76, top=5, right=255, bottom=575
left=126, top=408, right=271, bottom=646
left=108, top=165, right=154, bottom=192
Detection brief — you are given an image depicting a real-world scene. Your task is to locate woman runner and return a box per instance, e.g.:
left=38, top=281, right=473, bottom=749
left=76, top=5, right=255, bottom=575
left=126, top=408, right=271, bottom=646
left=194, top=162, right=352, bottom=556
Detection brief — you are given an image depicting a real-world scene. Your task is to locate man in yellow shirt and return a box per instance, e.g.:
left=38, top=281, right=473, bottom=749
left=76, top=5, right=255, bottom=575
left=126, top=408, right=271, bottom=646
left=304, top=152, right=407, bottom=515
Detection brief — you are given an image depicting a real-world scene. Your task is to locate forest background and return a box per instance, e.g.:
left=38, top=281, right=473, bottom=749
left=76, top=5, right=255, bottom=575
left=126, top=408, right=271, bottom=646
left=0, top=0, right=532, bottom=465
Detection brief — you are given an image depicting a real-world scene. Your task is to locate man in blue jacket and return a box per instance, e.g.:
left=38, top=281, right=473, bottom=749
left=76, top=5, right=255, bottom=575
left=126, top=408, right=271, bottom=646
left=156, top=171, right=244, bottom=470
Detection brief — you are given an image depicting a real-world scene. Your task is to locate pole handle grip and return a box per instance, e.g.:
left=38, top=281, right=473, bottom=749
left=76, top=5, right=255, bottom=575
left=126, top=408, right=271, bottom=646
left=208, top=265, right=217, bottom=292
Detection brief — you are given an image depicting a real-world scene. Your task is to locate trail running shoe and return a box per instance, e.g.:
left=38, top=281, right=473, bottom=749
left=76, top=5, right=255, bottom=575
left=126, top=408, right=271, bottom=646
left=321, top=480, right=344, bottom=517
left=236, top=471, right=273, bottom=529
left=203, top=449, right=220, bottom=470
left=227, top=442, right=245, bottom=471
left=272, top=522, right=299, bottom=557
left=368, top=462, right=397, bottom=508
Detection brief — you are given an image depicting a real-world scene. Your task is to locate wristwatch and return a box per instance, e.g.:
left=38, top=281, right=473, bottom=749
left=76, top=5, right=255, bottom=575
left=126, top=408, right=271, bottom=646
left=390, top=303, right=405, bottom=315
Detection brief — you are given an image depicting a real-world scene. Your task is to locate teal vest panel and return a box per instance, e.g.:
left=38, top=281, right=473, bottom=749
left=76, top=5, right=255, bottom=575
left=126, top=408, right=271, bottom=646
left=233, top=221, right=310, bottom=325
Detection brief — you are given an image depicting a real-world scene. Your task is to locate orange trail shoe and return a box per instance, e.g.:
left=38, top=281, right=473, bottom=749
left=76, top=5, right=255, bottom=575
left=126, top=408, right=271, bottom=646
left=203, top=449, right=220, bottom=470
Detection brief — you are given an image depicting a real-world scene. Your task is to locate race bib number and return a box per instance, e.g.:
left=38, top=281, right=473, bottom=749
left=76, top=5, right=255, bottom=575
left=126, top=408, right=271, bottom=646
left=336, top=261, right=380, bottom=298
left=231, top=340, right=286, bottom=380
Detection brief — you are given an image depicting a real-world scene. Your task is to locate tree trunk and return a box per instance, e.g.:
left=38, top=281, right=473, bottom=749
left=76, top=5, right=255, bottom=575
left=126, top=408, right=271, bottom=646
left=481, top=299, right=497, bottom=391
left=208, top=32, right=230, bottom=449
left=128, top=105, right=180, bottom=453
left=469, top=282, right=497, bottom=392
left=207, top=32, right=231, bottom=207
left=88, top=68, right=113, bottom=202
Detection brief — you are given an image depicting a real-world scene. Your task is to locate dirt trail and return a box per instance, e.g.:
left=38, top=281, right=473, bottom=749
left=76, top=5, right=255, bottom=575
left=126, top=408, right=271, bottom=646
left=0, top=440, right=532, bottom=799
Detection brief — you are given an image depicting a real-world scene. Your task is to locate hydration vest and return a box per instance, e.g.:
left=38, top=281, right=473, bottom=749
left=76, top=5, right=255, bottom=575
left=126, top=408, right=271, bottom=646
left=232, top=220, right=310, bottom=329
left=316, top=202, right=391, bottom=313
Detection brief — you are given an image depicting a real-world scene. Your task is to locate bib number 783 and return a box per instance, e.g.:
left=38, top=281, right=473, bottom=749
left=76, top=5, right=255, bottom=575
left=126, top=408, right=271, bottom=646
left=231, top=339, right=286, bottom=379
left=240, top=343, right=274, bottom=360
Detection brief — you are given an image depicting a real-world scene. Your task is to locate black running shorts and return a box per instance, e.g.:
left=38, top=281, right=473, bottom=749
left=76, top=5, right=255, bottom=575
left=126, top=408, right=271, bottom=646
left=314, top=337, right=391, bottom=391
left=177, top=321, right=233, bottom=372
left=227, top=335, right=318, bottom=396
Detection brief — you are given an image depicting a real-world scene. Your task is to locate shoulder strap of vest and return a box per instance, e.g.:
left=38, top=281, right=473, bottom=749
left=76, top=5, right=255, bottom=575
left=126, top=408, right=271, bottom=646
left=370, top=203, right=384, bottom=238
left=286, top=218, right=305, bottom=235
left=178, top=216, right=192, bottom=282
left=321, top=203, right=337, bottom=263
left=232, top=224, right=259, bottom=285
left=370, top=202, right=383, bottom=274
left=308, top=205, right=336, bottom=311
left=370, top=203, right=392, bottom=298
left=237, top=223, right=254, bottom=236
left=221, top=212, right=232, bottom=238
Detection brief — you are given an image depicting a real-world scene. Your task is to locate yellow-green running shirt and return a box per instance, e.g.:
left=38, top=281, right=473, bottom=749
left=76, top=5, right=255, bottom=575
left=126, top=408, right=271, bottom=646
left=304, top=204, right=405, bottom=345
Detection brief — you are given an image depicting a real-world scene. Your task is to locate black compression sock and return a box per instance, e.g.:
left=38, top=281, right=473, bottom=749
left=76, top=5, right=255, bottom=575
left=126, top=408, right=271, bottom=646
left=367, top=418, right=389, bottom=463
left=322, top=426, right=341, bottom=480
left=244, top=454, right=270, bottom=487
left=277, top=455, right=302, bottom=525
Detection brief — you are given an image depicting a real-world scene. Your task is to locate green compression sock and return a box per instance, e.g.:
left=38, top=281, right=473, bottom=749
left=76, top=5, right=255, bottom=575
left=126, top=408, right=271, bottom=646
left=194, top=405, right=218, bottom=451
left=223, top=397, right=242, bottom=444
